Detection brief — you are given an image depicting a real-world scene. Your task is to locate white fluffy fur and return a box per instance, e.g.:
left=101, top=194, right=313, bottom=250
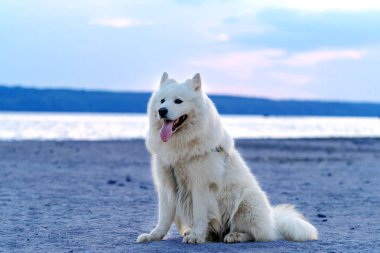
left=137, top=73, right=318, bottom=244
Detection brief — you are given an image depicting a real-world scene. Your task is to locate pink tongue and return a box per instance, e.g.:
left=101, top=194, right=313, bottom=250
left=160, top=121, right=174, bottom=142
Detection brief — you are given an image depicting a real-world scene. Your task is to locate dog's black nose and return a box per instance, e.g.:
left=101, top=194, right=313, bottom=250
left=158, top=107, right=168, bottom=118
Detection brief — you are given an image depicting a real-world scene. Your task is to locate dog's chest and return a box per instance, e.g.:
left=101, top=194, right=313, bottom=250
left=170, top=165, right=190, bottom=192
left=170, top=165, right=193, bottom=219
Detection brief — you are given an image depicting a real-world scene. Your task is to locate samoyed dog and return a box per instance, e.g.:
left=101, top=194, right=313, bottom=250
left=137, top=73, right=318, bottom=244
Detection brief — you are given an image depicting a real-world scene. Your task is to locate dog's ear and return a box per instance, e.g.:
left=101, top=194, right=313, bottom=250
left=191, top=73, right=202, bottom=91
left=160, top=72, right=169, bottom=87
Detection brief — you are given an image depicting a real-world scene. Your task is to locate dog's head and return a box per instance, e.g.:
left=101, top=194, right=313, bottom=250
left=148, top=72, right=206, bottom=143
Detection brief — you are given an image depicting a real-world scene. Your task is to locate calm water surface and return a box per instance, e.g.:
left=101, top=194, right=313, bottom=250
left=1, top=112, right=380, bottom=140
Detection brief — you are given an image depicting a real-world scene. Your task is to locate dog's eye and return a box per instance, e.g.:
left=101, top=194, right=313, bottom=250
left=160, top=99, right=165, bottom=104
left=174, top=99, right=183, bottom=104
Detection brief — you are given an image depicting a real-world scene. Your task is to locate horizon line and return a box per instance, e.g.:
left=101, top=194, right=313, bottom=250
left=1, top=83, right=380, bottom=105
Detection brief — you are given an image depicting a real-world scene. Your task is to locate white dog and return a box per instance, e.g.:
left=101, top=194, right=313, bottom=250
left=137, top=73, right=318, bottom=244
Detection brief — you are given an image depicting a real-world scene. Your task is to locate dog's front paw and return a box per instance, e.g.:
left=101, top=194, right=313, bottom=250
left=182, top=233, right=205, bottom=244
left=136, top=233, right=162, bottom=243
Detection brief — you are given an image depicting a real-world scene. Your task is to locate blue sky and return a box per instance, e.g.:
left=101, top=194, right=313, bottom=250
left=1, top=0, right=380, bottom=102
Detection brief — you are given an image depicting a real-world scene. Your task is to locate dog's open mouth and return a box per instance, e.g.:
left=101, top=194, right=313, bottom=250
left=160, top=115, right=187, bottom=142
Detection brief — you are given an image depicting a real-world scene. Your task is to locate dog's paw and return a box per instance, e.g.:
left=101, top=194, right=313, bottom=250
left=136, top=233, right=162, bottom=243
left=182, top=233, right=205, bottom=244
left=183, top=228, right=191, bottom=236
left=223, top=232, right=249, bottom=243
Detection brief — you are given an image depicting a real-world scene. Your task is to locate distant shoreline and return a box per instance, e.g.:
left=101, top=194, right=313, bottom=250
left=0, top=110, right=380, bottom=118
left=1, top=85, right=380, bottom=116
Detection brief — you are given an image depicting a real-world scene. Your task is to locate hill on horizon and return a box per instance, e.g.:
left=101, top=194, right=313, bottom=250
left=1, top=85, right=380, bottom=117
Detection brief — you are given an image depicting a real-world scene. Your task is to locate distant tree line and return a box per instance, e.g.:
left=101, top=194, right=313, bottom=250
left=1, top=85, right=380, bottom=117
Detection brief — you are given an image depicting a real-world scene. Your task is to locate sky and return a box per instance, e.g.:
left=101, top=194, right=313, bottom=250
left=1, top=0, right=380, bottom=102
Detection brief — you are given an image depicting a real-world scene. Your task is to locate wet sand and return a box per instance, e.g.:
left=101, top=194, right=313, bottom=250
left=1, top=139, right=379, bottom=252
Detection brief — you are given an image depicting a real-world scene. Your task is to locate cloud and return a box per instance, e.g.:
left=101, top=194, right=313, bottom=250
left=254, top=0, right=380, bottom=12
left=190, top=48, right=366, bottom=76
left=235, top=10, right=380, bottom=51
left=199, top=31, right=231, bottom=42
left=176, top=0, right=380, bottom=12
left=189, top=49, right=285, bottom=78
left=269, top=72, right=314, bottom=86
left=189, top=48, right=366, bottom=96
left=215, top=33, right=230, bottom=42
left=281, top=49, right=367, bottom=67
left=89, top=18, right=149, bottom=28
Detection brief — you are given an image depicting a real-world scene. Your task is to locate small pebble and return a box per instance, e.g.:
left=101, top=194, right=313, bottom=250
left=107, top=180, right=117, bottom=185
left=139, top=185, right=148, bottom=190
left=317, top=213, right=327, bottom=218
left=351, top=227, right=355, bottom=230
left=126, top=175, right=132, bottom=182
left=322, top=219, right=328, bottom=222
left=118, top=183, right=125, bottom=187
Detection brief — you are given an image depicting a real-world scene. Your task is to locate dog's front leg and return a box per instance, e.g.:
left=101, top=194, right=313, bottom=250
left=137, top=183, right=175, bottom=243
left=183, top=184, right=209, bottom=244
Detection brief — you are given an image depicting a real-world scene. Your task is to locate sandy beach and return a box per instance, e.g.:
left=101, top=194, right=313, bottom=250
left=1, top=139, right=379, bottom=252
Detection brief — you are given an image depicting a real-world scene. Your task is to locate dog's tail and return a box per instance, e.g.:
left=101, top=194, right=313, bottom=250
left=273, top=204, right=318, bottom=241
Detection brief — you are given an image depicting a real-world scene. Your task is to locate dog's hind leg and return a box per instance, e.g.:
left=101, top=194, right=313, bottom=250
left=224, top=191, right=276, bottom=243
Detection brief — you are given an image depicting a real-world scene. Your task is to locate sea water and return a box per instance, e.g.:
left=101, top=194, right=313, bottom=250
left=0, top=112, right=380, bottom=140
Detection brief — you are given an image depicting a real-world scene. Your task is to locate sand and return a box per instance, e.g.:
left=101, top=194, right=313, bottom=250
left=1, top=139, right=379, bottom=252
